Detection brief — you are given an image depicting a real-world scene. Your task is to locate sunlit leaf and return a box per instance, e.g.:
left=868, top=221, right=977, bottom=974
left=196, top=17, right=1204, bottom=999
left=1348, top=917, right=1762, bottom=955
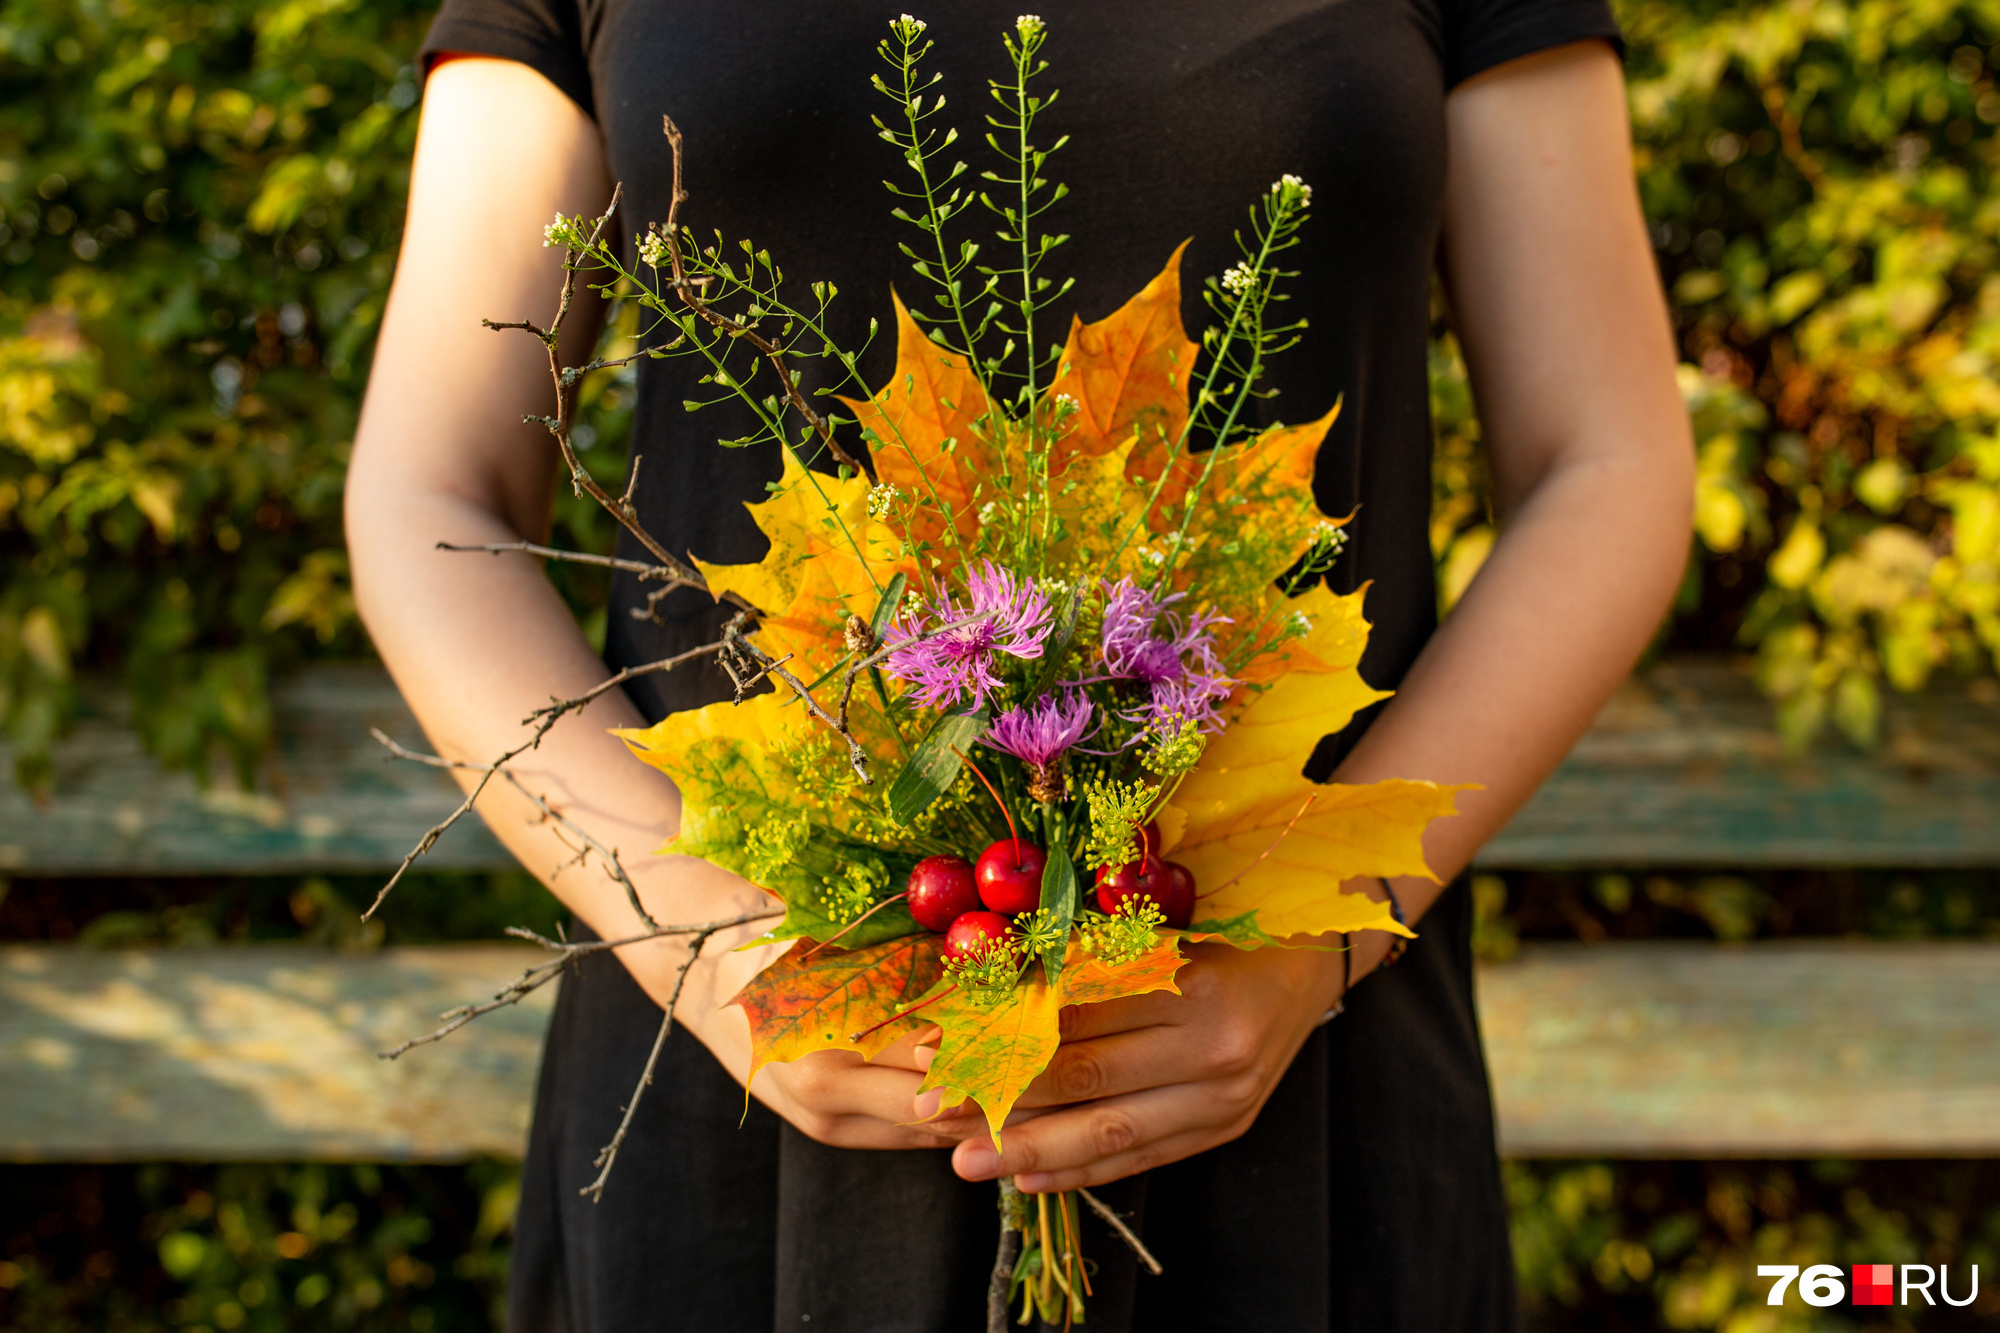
left=920, top=972, right=1062, bottom=1150
left=732, top=934, right=948, bottom=1085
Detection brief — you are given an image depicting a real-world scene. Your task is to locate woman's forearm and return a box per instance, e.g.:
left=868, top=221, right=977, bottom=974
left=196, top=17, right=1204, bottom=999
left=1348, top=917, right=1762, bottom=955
left=1331, top=442, right=1691, bottom=969
left=345, top=57, right=778, bottom=1057
left=1336, top=41, right=1695, bottom=977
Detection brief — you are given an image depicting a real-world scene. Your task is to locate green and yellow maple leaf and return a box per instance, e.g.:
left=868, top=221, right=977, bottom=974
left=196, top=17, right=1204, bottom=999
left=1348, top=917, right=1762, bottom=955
left=614, top=691, right=917, bottom=946
left=920, top=972, right=1062, bottom=1149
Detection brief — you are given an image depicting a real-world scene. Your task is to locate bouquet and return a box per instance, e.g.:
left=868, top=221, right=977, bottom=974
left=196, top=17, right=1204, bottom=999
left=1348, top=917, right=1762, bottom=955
left=391, top=15, right=1468, bottom=1327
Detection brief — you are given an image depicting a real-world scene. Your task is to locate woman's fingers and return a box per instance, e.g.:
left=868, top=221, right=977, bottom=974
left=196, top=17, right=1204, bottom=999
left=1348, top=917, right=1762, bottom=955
left=949, top=1080, right=1259, bottom=1188
left=1009, top=1023, right=1208, bottom=1110
left=1054, top=989, right=1181, bottom=1043
left=753, top=1050, right=960, bottom=1149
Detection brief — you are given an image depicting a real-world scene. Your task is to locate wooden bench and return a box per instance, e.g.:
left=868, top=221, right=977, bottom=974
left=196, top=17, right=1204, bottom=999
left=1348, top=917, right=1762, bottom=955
left=5, top=939, right=1994, bottom=1161
left=3, top=660, right=1997, bottom=1161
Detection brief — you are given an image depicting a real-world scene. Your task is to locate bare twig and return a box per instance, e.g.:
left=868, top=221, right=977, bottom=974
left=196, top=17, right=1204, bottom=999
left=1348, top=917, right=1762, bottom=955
left=720, top=616, right=872, bottom=779
left=557, top=334, right=689, bottom=386
left=657, top=115, right=873, bottom=480
left=436, top=539, right=693, bottom=584
left=362, top=639, right=724, bottom=919
left=362, top=726, right=542, bottom=921
left=481, top=184, right=736, bottom=603
left=372, top=732, right=656, bottom=929
left=580, top=908, right=769, bottom=1200
left=378, top=910, right=778, bottom=1061
left=497, top=769, right=657, bottom=928
left=520, top=640, right=727, bottom=727
left=1077, top=1188, right=1162, bottom=1277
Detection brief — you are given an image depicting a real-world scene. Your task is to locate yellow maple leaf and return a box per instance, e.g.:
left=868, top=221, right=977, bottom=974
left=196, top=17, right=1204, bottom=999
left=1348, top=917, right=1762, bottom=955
left=1238, top=579, right=1372, bottom=683
left=692, top=449, right=909, bottom=676
left=1163, top=583, right=1476, bottom=942
left=615, top=687, right=795, bottom=801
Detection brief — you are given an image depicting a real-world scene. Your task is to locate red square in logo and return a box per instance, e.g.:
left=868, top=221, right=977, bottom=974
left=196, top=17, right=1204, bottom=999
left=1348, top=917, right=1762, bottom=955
left=1852, top=1264, right=1893, bottom=1306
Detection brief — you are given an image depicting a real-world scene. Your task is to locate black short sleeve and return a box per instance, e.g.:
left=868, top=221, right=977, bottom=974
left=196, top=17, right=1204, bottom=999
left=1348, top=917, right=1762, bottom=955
left=418, top=0, right=594, bottom=118
left=1443, top=0, right=1624, bottom=88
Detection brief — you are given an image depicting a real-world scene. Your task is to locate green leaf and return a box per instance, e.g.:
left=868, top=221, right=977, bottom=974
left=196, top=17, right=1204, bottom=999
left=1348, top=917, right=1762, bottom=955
left=1036, top=826, right=1078, bottom=977
left=867, top=571, right=907, bottom=709
left=1021, top=584, right=1082, bottom=700
left=869, top=571, right=909, bottom=641
left=886, top=708, right=988, bottom=825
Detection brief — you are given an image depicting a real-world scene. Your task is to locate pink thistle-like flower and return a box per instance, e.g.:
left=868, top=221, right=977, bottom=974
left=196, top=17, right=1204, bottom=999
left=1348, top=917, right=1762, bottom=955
left=984, top=692, right=1094, bottom=766
left=1097, top=578, right=1236, bottom=732
left=883, top=561, right=1052, bottom=709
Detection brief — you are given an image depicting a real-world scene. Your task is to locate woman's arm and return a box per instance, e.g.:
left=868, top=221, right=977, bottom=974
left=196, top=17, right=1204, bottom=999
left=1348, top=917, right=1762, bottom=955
left=944, top=39, right=1696, bottom=1190
left=348, top=57, right=959, bottom=1150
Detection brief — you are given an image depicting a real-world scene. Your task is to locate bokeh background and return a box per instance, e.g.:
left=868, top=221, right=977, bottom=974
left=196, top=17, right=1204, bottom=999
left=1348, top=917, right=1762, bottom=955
left=3, top=0, right=2000, bottom=1327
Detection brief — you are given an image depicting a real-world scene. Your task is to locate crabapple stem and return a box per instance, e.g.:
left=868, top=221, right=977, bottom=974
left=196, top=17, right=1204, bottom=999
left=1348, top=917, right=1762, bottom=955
left=848, top=983, right=956, bottom=1043
left=800, top=890, right=909, bottom=960
left=955, top=748, right=1021, bottom=862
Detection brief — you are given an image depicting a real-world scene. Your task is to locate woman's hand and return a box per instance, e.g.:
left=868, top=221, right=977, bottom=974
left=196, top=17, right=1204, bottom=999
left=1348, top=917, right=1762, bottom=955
left=940, top=941, right=1346, bottom=1192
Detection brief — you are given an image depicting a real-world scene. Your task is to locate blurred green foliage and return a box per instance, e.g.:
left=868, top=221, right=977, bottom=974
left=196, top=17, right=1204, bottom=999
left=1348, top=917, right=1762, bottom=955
left=0, top=0, right=425, bottom=791
left=1510, top=1159, right=2000, bottom=1329
left=1434, top=0, right=2000, bottom=749
left=0, top=1162, right=514, bottom=1332
left=0, top=0, right=631, bottom=794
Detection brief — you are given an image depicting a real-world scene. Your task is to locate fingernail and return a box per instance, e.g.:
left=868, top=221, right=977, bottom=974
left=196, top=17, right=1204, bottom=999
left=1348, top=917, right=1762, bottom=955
left=912, top=1089, right=943, bottom=1121
left=1015, top=1173, right=1053, bottom=1193
left=957, top=1142, right=999, bottom=1180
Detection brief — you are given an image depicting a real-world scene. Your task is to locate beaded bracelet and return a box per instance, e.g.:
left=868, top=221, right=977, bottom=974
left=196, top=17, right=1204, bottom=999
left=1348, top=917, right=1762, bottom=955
left=1315, top=932, right=1351, bottom=1027
left=1378, top=878, right=1409, bottom=968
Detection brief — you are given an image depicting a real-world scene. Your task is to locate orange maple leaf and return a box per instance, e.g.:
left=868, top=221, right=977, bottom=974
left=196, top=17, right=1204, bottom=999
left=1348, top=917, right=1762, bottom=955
left=838, top=293, right=1001, bottom=548
left=1051, top=933, right=1189, bottom=1008
left=1046, top=240, right=1198, bottom=464
left=731, top=934, right=947, bottom=1086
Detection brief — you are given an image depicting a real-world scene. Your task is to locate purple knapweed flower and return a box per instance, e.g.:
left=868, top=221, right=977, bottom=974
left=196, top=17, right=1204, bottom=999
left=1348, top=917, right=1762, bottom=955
left=985, top=692, right=1094, bottom=766
left=883, top=561, right=1053, bottom=709
left=1097, top=577, right=1236, bottom=733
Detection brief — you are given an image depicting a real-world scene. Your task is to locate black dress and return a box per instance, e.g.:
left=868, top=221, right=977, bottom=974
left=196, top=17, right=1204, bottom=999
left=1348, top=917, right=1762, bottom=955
left=416, top=3, right=1620, bottom=1329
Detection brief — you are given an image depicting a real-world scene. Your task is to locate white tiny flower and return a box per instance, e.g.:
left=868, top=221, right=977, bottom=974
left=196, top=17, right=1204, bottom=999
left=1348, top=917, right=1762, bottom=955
left=978, top=500, right=1001, bottom=525
left=1289, top=611, right=1313, bottom=636
left=1015, top=13, right=1044, bottom=36
left=1221, top=262, right=1256, bottom=295
left=1273, top=173, right=1313, bottom=205
left=637, top=229, right=667, bottom=267
left=1056, top=393, right=1077, bottom=409
left=867, top=482, right=901, bottom=518
left=1142, top=547, right=1167, bottom=566
left=898, top=12, right=926, bottom=32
